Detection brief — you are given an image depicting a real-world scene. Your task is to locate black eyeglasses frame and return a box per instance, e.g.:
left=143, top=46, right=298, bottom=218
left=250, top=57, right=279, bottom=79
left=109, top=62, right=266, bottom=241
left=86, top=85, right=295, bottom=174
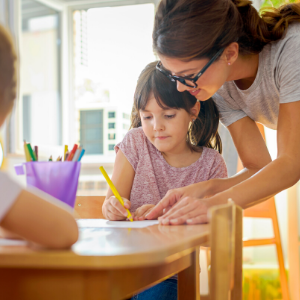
left=156, top=47, right=225, bottom=89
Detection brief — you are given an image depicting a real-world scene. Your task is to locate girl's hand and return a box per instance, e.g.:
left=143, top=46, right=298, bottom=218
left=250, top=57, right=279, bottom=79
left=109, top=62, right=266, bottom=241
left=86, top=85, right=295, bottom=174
left=103, top=196, right=131, bottom=221
left=133, top=204, right=158, bottom=221
left=146, top=182, right=209, bottom=220
left=158, top=197, right=211, bottom=225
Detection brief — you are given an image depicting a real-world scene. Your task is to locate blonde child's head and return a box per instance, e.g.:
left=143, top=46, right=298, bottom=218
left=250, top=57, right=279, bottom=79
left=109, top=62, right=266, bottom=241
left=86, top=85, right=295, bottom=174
left=0, top=24, right=17, bottom=127
left=131, top=62, right=222, bottom=154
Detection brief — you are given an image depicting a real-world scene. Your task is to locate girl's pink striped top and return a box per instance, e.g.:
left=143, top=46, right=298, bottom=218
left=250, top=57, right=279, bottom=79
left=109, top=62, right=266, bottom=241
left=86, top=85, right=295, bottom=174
left=115, top=127, right=228, bottom=213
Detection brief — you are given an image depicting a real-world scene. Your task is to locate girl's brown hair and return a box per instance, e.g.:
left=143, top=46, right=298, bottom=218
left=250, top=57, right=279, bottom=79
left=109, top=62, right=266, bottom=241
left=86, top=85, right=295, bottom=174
left=131, top=62, right=222, bottom=153
left=153, top=0, right=300, bottom=59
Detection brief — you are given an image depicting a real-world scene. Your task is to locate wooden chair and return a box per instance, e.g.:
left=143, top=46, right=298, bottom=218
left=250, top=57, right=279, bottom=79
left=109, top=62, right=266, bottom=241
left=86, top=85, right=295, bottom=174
left=75, top=196, right=106, bottom=219
left=239, top=123, right=290, bottom=300
left=209, top=200, right=243, bottom=300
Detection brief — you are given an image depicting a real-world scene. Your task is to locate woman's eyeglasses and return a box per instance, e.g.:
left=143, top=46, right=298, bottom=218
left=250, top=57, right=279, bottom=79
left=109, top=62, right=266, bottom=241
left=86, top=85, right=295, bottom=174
left=156, top=48, right=225, bottom=89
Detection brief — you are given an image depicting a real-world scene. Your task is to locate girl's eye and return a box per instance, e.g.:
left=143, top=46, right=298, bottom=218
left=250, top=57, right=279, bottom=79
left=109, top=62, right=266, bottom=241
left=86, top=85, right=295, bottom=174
left=143, top=116, right=152, bottom=120
left=165, top=114, right=176, bottom=119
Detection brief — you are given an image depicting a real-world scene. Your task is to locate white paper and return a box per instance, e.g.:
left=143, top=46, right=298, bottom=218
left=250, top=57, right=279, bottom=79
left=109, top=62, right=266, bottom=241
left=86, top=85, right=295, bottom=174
left=77, top=219, right=159, bottom=228
left=0, top=238, right=28, bottom=246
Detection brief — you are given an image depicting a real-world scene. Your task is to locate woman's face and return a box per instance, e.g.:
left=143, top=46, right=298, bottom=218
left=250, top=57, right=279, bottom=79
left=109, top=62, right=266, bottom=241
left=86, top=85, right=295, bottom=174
left=158, top=54, right=230, bottom=102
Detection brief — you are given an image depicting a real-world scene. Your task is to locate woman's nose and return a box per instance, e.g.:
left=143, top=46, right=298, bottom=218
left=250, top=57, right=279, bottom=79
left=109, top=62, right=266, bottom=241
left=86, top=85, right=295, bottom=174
left=176, top=80, right=188, bottom=93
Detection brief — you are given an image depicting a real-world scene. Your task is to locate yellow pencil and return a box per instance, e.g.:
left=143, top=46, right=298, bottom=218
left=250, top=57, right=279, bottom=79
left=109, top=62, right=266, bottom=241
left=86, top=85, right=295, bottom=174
left=23, top=141, right=31, bottom=162
left=64, top=145, right=68, bottom=161
left=99, top=166, right=133, bottom=222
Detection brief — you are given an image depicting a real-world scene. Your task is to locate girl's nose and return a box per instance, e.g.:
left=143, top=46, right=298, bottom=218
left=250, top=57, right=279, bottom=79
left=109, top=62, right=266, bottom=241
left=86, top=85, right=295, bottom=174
left=176, top=80, right=188, bottom=93
left=153, top=118, right=164, bottom=131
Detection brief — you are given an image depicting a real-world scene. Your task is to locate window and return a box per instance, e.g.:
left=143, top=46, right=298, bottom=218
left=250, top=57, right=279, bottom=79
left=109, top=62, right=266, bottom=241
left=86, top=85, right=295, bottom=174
left=108, top=144, right=115, bottom=151
left=73, top=3, right=155, bottom=159
left=108, top=133, right=115, bottom=140
left=123, top=124, right=129, bottom=130
left=123, top=113, right=130, bottom=120
left=108, top=112, right=115, bottom=118
left=20, top=0, right=62, bottom=146
left=80, top=110, right=103, bottom=154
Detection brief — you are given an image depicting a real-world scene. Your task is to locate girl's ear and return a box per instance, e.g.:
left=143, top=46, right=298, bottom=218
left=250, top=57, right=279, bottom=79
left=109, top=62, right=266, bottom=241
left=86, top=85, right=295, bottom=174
left=190, top=101, right=200, bottom=120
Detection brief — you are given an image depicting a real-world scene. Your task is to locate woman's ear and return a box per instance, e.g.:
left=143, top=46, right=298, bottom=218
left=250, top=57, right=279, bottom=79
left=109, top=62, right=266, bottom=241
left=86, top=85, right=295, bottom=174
left=190, top=101, right=200, bottom=120
left=223, top=42, right=239, bottom=65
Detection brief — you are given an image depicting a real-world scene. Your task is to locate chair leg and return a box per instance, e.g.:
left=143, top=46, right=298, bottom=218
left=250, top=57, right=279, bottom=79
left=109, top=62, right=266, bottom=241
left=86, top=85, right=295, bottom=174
left=271, top=202, right=290, bottom=300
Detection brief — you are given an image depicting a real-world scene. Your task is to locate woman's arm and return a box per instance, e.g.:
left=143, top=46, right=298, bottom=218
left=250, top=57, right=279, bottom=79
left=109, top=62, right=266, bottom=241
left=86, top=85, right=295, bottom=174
left=208, top=116, right=272, bottom=196
left=155, top=101, right=300, bottom=224
left=102, top=150, right=135, bottom=220
left=0, top=189, right=78, bottom=248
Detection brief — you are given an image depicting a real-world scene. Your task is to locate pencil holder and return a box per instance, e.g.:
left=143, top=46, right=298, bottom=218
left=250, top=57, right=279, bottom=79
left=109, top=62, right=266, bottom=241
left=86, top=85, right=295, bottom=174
left=14, top=161, right=81, bottom=208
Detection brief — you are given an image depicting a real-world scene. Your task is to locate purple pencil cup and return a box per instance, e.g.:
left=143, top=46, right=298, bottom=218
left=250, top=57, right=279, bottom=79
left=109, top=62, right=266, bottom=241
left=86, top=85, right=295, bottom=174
left=15, top=162, right=81, bottom=208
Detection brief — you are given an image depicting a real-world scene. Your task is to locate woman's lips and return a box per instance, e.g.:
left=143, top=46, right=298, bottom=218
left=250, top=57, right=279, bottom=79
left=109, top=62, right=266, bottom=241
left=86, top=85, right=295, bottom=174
left=156, top=136, right=168, bottom=140
left=188, top=89, right=201, bottom=96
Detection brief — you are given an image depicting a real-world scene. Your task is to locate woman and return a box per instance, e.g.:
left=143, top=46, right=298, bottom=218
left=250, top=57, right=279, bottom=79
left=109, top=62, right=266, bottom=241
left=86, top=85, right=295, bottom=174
left=146, top=0, right=300, bottom=225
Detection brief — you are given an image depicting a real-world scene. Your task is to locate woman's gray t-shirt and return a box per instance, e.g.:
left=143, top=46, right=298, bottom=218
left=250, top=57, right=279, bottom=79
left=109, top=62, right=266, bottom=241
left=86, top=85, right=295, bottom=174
left=213, top=23, right=300, bottom=130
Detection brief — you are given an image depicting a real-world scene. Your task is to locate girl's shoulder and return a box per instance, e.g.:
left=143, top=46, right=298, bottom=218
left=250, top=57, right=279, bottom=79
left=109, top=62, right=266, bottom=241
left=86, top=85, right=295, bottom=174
left=201, top=146, right=224, bottom=159
left=121, top=127, right=147, bottom=146
left=201, top=147, right=228, bottom=179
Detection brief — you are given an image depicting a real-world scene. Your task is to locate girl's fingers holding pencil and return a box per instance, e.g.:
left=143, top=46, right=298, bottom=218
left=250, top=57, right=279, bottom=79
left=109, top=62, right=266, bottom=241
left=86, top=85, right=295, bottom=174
left=106, top=208, right=127, bottom=221
left=110, top=197, right=130, bottom=217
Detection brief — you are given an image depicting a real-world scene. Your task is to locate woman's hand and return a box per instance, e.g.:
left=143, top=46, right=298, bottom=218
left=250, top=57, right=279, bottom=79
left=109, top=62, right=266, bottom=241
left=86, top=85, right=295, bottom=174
left=146, top=182, right=211, bottom=221
left=103, top=196, right=131, bottom=221
left=157, top=197, right=211, bottom=225
left=133, top=204, right=156, bottom=220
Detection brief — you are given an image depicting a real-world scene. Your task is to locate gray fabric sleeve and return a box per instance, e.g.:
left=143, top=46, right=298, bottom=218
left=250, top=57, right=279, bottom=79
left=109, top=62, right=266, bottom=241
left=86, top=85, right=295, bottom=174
left=213, top=93, right=247, bottom=127
left=277, top=35, right=300, bottom=103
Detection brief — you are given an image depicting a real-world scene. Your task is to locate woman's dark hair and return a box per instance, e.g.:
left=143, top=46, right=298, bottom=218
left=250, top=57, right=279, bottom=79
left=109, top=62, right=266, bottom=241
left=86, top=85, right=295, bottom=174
left=131, top=62, right=222, bottom=154
left=153, top=0, right=300, bottom=59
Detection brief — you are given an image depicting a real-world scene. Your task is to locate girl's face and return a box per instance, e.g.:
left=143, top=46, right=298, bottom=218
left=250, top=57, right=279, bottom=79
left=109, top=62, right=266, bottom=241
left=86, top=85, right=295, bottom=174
left=140, top=95, right=199, bottom=154
left=158, top=54, right=230, bottom=102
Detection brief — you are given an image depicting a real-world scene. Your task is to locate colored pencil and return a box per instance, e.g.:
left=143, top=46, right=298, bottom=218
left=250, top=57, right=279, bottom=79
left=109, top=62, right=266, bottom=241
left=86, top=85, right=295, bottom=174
left=99, top=166, right=133, bottom=222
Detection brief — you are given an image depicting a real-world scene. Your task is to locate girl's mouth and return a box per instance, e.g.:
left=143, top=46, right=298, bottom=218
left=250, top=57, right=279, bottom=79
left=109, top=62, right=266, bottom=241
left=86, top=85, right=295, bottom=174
left=188, top=89, right=201, bottom=96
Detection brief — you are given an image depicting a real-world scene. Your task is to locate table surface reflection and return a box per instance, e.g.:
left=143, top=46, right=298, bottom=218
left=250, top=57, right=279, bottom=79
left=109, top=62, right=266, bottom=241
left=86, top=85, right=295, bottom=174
left=0, top=221, right=209, bottom=269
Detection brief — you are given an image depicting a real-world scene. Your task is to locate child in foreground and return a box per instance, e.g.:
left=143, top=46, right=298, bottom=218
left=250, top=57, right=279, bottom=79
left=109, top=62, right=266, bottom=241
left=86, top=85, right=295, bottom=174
left=0, top=24, right=78, bottom=249
left=102, top=62, right=227, bottom=300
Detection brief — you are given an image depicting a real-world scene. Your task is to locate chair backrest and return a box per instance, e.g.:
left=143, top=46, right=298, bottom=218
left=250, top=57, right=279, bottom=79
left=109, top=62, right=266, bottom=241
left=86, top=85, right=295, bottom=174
left=209, top=201, right=243, bottom=300
left=75, top=196, right=106, bottom=219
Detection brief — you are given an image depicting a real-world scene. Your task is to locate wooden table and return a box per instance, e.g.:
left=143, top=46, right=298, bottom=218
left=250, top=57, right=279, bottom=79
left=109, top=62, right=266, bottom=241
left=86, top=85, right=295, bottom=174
left=0, top=222, right=209, bottom=300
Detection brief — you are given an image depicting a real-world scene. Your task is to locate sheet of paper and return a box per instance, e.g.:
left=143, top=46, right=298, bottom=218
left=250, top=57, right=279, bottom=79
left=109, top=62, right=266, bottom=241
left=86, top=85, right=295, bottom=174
left=0, top=238, right=28, bottom=246
left=77, top=219, right=159, bottom=229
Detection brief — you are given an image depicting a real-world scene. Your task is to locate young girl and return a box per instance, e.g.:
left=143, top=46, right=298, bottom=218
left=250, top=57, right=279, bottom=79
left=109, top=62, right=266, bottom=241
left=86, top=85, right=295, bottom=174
left=102, top=61, right=227, bottom=299
left=0, top=24, right=78, bottom=249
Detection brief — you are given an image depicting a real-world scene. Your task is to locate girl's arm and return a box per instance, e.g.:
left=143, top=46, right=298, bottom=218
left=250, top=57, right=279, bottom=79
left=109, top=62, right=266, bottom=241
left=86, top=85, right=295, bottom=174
left=153, top=101, right=300, bottom=224
left=0, top=189, right=78, bottom=248
left=102, top=150, right=135, bottom=220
